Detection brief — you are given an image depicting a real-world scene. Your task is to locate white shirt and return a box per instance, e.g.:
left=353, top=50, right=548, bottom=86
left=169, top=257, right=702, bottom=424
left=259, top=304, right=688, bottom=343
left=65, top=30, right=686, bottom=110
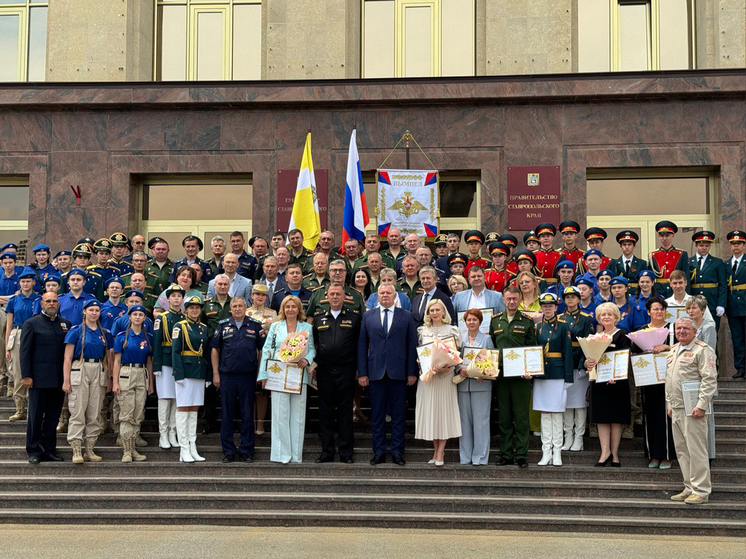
left=732, top=255, right=743, bottom=269
left=379, top=305, right=395, bottom=333
left=419, top=288, right=437, bottom=312
left=331, top=309, right=341, bottom=319
left=468, top=289, right=486, bottom=310
left=696, top=254, right=708, bottom=267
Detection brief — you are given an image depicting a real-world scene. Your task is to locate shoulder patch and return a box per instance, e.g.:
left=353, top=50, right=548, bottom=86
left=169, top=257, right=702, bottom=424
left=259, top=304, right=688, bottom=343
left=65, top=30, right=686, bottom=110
left=695, top=340, right=708, bottom=347
left=217, top=318, right=230, bottom=324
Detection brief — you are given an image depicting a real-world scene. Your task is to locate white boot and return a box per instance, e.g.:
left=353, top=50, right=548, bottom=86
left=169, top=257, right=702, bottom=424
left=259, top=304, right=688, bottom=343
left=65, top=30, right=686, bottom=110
left=561, top=409, right=574, bottom=451
left=168, top=400, right=179, bottom=448
left=157, top=399, right=171, bottom=449
left=552, top=413, right=563, bottom=466
left=188, top=411, right=206, bottom=462
left=537, top=414, right=552, bottom=466
left=570, top=408, right=587, bottom=451
left=176, top=411, right=193, bottom=463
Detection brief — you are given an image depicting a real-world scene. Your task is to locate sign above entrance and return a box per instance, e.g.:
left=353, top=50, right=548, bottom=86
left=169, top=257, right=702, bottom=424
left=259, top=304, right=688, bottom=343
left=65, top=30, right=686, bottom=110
left=276, top=170, right=328, bottom=233
left=507, top=166, right=561, bottom=231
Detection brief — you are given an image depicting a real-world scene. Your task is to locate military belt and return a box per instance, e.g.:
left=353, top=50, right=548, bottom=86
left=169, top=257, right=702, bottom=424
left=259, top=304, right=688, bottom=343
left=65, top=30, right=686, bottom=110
left=122, top=363, right=146, bottom=368
left=731, top=284, right=746, bottom=291
left=655, top=279, right=669, bottom=284
left=571, top=342, right=580, bottom=347
left=691, top=283, right=718, bottom=288
left=546, top=352, right=563, bottom=358
left=181, top=350, right=202, bottom=357
left=82, top=358, right=102, bottom=364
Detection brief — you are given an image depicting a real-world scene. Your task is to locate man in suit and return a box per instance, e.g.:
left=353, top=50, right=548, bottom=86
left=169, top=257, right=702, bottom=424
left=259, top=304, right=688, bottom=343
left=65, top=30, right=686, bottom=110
left=688, top=231, right=727, bottom=330
left=452, top=265, right=506, bottom=316
left=206, top=253, right=252, bottom=301
left=358, top=284, right=418, bottom=465
left=257, top=256, right=287, bottom=301
left=606, top=230, right=649, bottom=296
left=725, top=230, right=746, bottom=379
left=411, top=266, right=456, bottom=327
left=20, top=292, right=72, bottom=464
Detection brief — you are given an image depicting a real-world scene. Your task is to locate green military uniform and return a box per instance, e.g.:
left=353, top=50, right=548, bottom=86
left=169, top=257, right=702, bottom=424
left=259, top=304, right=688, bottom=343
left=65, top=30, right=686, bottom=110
left=558, top=310, right=595, bottom=369
left=194, top=282, right=209, bottom=298
left=289, top=248, right=313, bottom=268
left=201, top=296, right=231, bottom=338
left=306, top=284, right=366, bottom=319
left=535, top=317, right=574, bottom=382
left=171, top=318, right=209, bottom=382
left=153, top=309, right=184, bottom=373
left=396, top=277, right=424, bottom=304
left=206, top=256, right=221, bottom=278
left=381, top=248, right=405, bottom=267
left=353, top=253, right=395, bottom=272
left=490, top=311, right=536, bottom=461
left=302, top=272, right=330, bottom=292
left=301, top=251, right=343, bottom=274
left=144, top=260, right=173, bottom=299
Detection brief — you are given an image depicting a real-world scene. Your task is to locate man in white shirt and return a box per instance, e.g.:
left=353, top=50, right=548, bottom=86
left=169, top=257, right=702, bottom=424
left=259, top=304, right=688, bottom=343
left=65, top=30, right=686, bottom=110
left=453, top=266, right=505, bottom=315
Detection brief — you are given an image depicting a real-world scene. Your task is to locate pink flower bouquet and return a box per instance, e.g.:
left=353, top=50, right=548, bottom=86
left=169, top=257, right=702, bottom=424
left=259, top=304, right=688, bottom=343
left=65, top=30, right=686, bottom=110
left=278, top=330, right=309, bottom=363
left=421, top=337, right=462, bottom=383
left=578, top=332, right=614, bottom=381
left=626, top=327, right=670, bottom=353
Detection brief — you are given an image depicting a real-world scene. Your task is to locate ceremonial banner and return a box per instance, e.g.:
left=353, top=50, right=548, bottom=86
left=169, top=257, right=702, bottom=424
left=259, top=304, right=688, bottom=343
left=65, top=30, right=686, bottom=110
left=377, top=169, right=438, bottom=238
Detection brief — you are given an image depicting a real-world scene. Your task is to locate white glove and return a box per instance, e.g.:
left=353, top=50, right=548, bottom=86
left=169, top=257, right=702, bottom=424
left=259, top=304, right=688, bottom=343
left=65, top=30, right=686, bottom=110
left=153, top=370, right=162, bottom=377
left=176, top=379, right=185, bottom=386
left=716, top=306, right=725, bottom=317
left=205, top=381, right=211, bottom=388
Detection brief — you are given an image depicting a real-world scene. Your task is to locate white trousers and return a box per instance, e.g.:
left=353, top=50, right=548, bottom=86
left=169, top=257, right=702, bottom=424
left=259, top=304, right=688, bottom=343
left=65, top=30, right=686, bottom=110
left=270, top=389, right=308, bottom=463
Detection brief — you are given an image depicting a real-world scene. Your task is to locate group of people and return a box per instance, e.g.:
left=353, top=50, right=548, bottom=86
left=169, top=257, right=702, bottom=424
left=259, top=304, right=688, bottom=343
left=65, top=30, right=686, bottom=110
left=5, top=220, right=742, bottom=504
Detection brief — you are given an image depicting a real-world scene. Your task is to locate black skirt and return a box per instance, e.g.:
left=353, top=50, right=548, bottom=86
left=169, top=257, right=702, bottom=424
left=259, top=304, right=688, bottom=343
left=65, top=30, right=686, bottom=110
left=589, top=329, right=631, bottom=425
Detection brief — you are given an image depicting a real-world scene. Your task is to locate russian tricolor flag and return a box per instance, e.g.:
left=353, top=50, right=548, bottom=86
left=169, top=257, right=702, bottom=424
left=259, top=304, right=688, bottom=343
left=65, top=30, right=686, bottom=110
left=341, top=129, right=369, bottom=251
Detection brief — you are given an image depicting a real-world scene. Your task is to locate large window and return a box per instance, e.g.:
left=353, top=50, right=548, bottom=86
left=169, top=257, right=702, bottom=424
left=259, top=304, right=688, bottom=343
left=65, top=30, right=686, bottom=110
left=362, top=0, right=475, bottom=78
left=578, top=0, right=694, bottom=72
left=0, top=0, right=47, bottom=82
left=154, top=0, right=262, bottom=81
left=0, top=181, right=29, bottom=258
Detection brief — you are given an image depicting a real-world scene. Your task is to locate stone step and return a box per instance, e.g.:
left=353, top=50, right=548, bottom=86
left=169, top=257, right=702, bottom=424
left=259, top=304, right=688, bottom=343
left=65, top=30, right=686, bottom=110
left=2, top=475, right=743, bottom=501
left=3, top=491, right=743, bottom=521
left=0, top=508, right=741, bottom=537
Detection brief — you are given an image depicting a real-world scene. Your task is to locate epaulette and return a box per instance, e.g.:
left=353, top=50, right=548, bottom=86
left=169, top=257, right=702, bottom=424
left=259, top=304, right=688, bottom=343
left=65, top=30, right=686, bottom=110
left=557, top=317, right=566, bottom=323
left=88, top=270, right=101, bottom=278
left=246, top=315, right=262, bottom=325
left=695, top=340, right=708, bottom=347
left=579, top=311, right=592, bottom=317
left=217, top=317, right=230, bottom=324
left=303, top=272, right=312, bottom=278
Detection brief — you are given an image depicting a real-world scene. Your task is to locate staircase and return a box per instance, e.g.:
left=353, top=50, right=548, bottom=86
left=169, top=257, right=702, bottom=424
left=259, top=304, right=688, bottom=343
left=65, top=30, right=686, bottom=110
left=0, top=379, right=743, bottom=536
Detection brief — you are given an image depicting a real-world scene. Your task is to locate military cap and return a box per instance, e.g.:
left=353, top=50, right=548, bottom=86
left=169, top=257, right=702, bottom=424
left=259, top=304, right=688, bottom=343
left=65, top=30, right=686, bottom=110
left=72, top=244, right=92, bottom=258
left=0, top=252, right=16, bottom=261
left=598, top=269, right=613, bottom=279
left=523, top=231, right=539, bottom=246
left=123, top=289, right=144, bottom=300
left=464, top=230, right=485, bottom=244
left=447, top=252, right=468, bottom=267
left=184, top=295, right=204, bottom=308
left=515, top=249, right=537, bottom=266
left=44, top=274, right=61, bottom=286
left=94, top=238, right=113, bottom=252
left=484, top=232, right=500, bottom=245
left=54, top=249, right=71, bottom=259
left=165, top=285, right=186, bottom=298
left=637, top=269, right=655, bottom=281
left=67, top=268, right=87, bottom=279
left=252, top=283, right=269, bottom=294
left=83, top=299, right=100, bottom=310
left=692, top=230, right=716, bottom=243
left=583, top=249, right=603, bottom=259
left=615, top=230, right=639, bottom=244
left=248, top=236, right=259, bottom=249
left=584, top=227, right=608, bottom=242
left=128, top=304, right=148, bottom=316
left=77, top=237, right=96, bottom=248
left=498, top=234, right=518, bottom=248
left=609, top=276, right=629, bottom=287
left=1, top=243, right=18, bottom=251
left=109, top=232, right=129, bottom=246
left=574, top=277, right=594, bottom=288
left=538, top=292, right=559, bottom=305
left=32, top=244, right=50, bottom=253
left=559, top=221, right=581, bottom=234
left=727, top=230, right=746, bottom=243
left=554, top=260, right=575, bottom=273
left=655, top=221, right=678, bottom=235
left=148, top=236, right=167, bottom=249
left=535, top=223, right=557, bottom=236
left=489, top=242, right=509, bottom=256
left=182, top=235, right=204, bottom=251
left=105, top=276, right=124, bottom=288
left=561, top=285, right=581, bottom=299
left=434, top=234, right=448, bottom=246
left=18, top=266, right=37, bottom=280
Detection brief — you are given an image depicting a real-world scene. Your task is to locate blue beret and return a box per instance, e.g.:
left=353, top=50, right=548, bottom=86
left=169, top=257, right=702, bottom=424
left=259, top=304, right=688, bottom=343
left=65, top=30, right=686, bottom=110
left=637, top=269, right=655, bottom=280
left=609, top=276, right=629, bottom=287
left=575, top=277, right=594, bottom=288
left=598, top=269, right=613, bottom=279
left=554, top=260, right=575, bottom=272
left=54, top=250, right=71, bottom=259
left=105, top=276, right=124, bottom=288
left=583, top=249, right=603, bottom=259
left=0, top=252, right=17, bottom=261
left=1, top=243, right=18, bottom=251
left=67, top=268, right=87, bottom=279
left=124, top=289, right=144, bottom=299
left=128, top=304, right=148, bottom=316
left=44, top=274, right=61, bottom=285
left=83, top=299, right=100, bottom=309
left=19, top=266, right=36, bottom=280
left=32, top=244, right=50, bottom=253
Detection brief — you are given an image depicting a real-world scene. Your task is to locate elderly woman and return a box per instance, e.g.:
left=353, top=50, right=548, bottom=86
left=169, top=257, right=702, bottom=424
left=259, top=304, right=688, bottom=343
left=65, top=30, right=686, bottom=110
left=415, top=298, right=462, bottom=466
left=366, top=268, right=412, bottom=310
left=448, top=274, right=468, bottom=298
left=258, top=295, right=316, bottom=464
left=585, top=302, right=631, bottom=467
left=245, top=283, right=277, bottom=436
left=457, top=308, right=494, bottom=465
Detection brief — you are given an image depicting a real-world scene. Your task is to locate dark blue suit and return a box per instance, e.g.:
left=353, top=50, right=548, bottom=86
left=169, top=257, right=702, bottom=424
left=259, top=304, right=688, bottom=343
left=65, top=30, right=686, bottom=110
left=358, top=307, right=417, bottom=456
left=410, top=288, right=456, bottom=328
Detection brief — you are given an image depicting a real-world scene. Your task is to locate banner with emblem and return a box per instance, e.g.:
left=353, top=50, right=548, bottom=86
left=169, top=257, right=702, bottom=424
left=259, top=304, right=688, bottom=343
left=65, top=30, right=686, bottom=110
left=376, top=169, right=439, bottom=238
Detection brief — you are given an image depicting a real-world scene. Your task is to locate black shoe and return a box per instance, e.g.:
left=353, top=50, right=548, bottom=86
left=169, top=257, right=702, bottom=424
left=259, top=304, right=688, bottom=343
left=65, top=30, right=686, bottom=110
left=40, top=453, right=64, bottom=462
left=392, top=454, right=406, bottom=466
left=595, top=455, right=613, bottom=467
left=28, top=456, right=40, bottom=465
left=222, top=454, right=236, bottom=463
left=611, top=460, right=621, bottom=468
left=370, top=454, right=386, bottom=465
left=202, top=423, right=217, bottom=435
left=496, top=457, right=515, bottom=466
left=239, top=453, right=253, bottom=463
left=341, top=457, right=354, bottom=464
left=732, top=372, right=745, bottom=379
left=315, top=454, right=334, bottom=464
left=516, top=458, right=528, bottom=469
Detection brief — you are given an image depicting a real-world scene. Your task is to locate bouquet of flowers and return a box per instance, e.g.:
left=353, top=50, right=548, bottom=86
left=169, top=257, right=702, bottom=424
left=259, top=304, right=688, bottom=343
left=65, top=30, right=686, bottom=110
left=521, top=311, right=544, bottom=324
left=578, top=332, right=614, bottom=381
left=278, top=330, right=309, bottom=363
left=421, top=338, right=462, bottom=383
left=453, top=349, right=500, bottom=384
left=626, top=326, right=670, bottom=353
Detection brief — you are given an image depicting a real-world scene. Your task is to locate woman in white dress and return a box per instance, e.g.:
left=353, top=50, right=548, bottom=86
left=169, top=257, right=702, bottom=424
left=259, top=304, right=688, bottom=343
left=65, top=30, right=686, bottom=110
left=415, top=298, right=462, bottom=466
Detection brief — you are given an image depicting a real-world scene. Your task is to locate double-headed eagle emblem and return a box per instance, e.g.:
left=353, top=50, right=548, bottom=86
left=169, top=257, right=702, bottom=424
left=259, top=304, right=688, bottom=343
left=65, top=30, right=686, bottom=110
left=388, top=191, right=427, bottom=218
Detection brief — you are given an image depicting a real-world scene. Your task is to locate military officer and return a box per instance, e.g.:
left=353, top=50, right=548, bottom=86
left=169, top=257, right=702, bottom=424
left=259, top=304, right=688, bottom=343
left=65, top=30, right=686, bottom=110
left=200, top=274, right=232, bottom=434
left=120, top=251, right=149, bottom=289
left=606, top=230, right=649, bottom=295
left=577, top=228, right=612, bottom=273
left=287, top=228, right=313, bottom=268
left=303, top=252, right=331, bottom=292
left=311, top=284, right=361, bottom=463
left=485, top=242, right=515, bottom=293
left=666, top=317, right=717, bottom=504
left=649, top=221, right=690, bottom=299
left=221, top=231, right=258, bottom=281
left=463, top=230, right=489, bottom=275
left=170, top=235, right=213, bottom=284
left=433, top=233, right=449, bottom=259
left=483, top=232, right=500, bottom=258
left=271, top=263, right=314, bottom=312
left=725, top=230, right=745, bottom=379
left=523, top=230, right=540, bottom=252
left=144, top=237, right=173, bottom=297
left=306, top=262, right=366, bottom=321
left=534, top=223, right=561, bottom=284
left=689, top=231, right=727, bottom=330
left=107, top=233, right=134, bottom=276
left=434, top=233, right=460, bottom=273
left=206, top=235, right=226, bottom=278
left=558, top=221, right=584, bottom=268
left=395, top=256, right=424, bottom=303
left=123, top=234, right=150, bottom=263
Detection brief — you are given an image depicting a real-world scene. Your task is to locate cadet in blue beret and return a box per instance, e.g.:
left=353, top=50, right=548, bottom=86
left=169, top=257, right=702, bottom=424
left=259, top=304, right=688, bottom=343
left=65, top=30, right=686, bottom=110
left=30, top=244, right=55, bottom=294
left=629, top=270, right=657, bottom=330
left=608, top=276, right=635, bottom=332
left=110, top=290, right=153, bottom=339
left=43, top=274, right=61, bottom=293
left=58, top=269, right=97, bottom=326
left=0, top=252, right=20, bottom=305
left=573, top=277, right=597, bottom=316
left=54, top=250, right=73, bottom=276
left=594, top=269, right=614, bottom=304
left=0, top=243, right=23, bottom=275
left=547, top=260, right=576, bottom=312
left=100, top=277, right=127, bottom=331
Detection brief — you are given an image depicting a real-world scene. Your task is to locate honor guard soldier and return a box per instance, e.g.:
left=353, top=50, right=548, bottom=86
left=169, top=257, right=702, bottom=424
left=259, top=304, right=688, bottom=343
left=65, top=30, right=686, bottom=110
left=689, top=231, right=727, bottom=329
left=523, top=230, right=540, bottom=252
left=145, top=237, right=174, bottom=297
left=108, top=233, right=134, bottom=276
left=170, top=235, right=213, bottom=284
left=513, top=249, right=546, bottom=290
left=312, top=284, right=362, bottom=463
left=607, top=231, right=649, bottom=295
left=534, top=223, right=561, bottom=284
left=649, top=221, right=690, bottom=299
left=558, top=221, right=584, bottom=267
left=484, top=232, right=500, bottom=258
left=575, top=228, right=608, bottom=273
left=30, top=244, right=55, bottom=293
left=446, top=252, right=468, bottom=280
left=725, top=230, right=746, bottom=379
left=485, top=242, right=515, bottom=293
left=90, top=238, right=117, bottom=284
left=433, top=234, right=449, bottom=259
left=463, top=230, right=489, bottom=275
left=499, top=234, right=520, bottom=274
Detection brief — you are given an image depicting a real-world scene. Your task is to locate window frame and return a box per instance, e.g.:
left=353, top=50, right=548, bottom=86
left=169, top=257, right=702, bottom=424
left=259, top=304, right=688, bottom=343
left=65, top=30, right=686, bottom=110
left=0, top=0, right=48, bottom=82
left=0, top=177, right=30, bottom=241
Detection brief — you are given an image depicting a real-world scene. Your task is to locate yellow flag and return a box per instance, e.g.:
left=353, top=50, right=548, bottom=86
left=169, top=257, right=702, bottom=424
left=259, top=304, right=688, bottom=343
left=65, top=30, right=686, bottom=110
left=288, top=133, right=321, bottom=250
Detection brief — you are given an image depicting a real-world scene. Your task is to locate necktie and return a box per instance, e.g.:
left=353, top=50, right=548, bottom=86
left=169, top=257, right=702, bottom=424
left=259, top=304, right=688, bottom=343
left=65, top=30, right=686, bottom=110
left=382, top=308, right=390, bottom=335
left=735, top=261, right=739, bottom=275
left=625, top=260, right=630, bottom=275
left=698, top=257, right=703, bottom=271
left=420, top=293, right=430, bottom=314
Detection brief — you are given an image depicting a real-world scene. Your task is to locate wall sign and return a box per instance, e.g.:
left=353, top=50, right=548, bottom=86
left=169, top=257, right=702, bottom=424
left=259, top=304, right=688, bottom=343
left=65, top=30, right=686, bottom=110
left=506, top=166, right=561, bottom=230
left=276, top=169, right=328, bottom=232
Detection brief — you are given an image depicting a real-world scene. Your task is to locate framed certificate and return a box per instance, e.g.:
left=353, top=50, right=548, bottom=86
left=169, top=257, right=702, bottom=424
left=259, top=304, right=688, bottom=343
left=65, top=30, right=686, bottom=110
left=502, top=346, right=544, bottom=378
left=682, top=381, right=713, bottom=415
left=417, top=337, right=457, bottom=374
left=595, top=349, right=629, bottom=383
left=631, top=353, right=668, bottom=386
left=664, top=306, right=689, bottom=324
left=457, top=309, right=493, bottom=339
left=265, top=359, right=303, bottom=394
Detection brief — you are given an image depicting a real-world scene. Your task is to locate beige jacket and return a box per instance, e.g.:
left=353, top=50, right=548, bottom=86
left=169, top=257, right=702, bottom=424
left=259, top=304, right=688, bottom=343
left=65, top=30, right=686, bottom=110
left=665, top=339, right=717, bottom=411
